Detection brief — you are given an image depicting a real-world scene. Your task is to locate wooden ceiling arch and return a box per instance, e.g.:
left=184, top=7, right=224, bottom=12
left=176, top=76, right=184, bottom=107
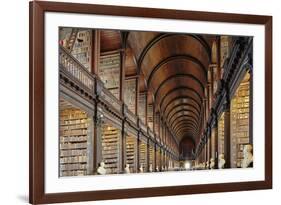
left=174, top=123, right=198, bottom=136
left=158, top=86, right=202, bottom=109
left=163, top=96, right=201, bottom=116
left=153, top=74, right=205, bottom=102
left=146, top=54, right=207, bottom=87
left=165, top=103, right=201, bottom=121
left=126, top=33, right=211, bottom=69
left=167, top=109, right=199, bottom=125
left=170, top=115, right=199, bottom=131
left=177, top=127, right=198, bottom=136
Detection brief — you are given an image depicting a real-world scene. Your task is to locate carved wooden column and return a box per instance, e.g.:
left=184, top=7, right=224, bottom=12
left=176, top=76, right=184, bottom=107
left=121, top=118, right=126, bottom=173
left=91, top=29, right=100, bottom=174
left=91, top=29, right=100, bottom=74
left=119, top=50, right=126, bottom=102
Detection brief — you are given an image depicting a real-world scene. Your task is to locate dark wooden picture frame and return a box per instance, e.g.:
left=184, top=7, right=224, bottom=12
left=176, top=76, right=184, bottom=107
left=29, top=1, right=272, bottom=204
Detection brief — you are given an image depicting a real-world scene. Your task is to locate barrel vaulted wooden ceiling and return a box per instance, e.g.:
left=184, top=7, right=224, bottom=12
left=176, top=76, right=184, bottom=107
left=100, top=30, right=216, bottom=151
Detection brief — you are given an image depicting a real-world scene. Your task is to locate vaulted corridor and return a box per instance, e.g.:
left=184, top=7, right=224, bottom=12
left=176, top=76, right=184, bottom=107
left=59, top=28, right=253, bottom=176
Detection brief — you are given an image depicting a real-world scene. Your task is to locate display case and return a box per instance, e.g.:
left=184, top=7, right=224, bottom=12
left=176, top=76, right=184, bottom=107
left=101, top=123, right=122, bottom=174
left=230, top=72, right=250, bottom=168
left=59, top=106, right=92, bottom=177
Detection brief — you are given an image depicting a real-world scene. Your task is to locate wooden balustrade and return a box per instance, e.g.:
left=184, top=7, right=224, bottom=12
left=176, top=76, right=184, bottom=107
left=96, top=78, right=123, bottom=114
left=124, top=105, right=138, bottom=126
left=59, top=46, right=95, bottom=92
left=139, top=120, right=147, bottom=134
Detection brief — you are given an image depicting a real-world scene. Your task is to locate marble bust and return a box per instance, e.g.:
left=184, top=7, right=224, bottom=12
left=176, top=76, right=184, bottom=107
left=97, top=161, right=106, bottom=175
left=210, top=158, right=215, bottom=169
left=139, top=164, right=144, bottom=173
left=149, top=164, right=153, bottom=172
left=205, top=161, right=209, bottom=169
left=156, top=166, right=159, bottom=172
left=241, top=144, right=253, bottom=168
left=218, top=154, right=226, bottom=169
left=124, top=164, right=130, bottom=174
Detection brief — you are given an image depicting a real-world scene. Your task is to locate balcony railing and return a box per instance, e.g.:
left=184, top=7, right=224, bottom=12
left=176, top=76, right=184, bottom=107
left=139, top=120, right=147, bottom=134
left=96, top=78, right=123, bottom=114
left=124, top=106, right=138, bottom=126
left=59, top=46, right=94, bottom=92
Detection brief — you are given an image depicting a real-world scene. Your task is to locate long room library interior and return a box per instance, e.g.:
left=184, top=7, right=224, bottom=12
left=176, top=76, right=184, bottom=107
left=59, top=28, right=253, bottom=177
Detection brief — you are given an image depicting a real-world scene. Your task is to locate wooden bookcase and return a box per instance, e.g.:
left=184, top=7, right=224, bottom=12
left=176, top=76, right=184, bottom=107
left=138, top=92, right=146, bottom=124
left=101, top=123, right=121, bottom=174
left=126, top=135, right=137, bottom=173
left=149, top=144, right=155, bottom=171
left=71, top=30, right=92, bottom=72
left=99, top=53, right=121, bottom=99
left=59, top=108, right=91, bottom=177
left=230, top=73, right=250, bottom=168
left=124, top=79, right=137, bottom=114
left=156, top=147, right=161, bottom=170
left=218, top=112, right=225, bottom=156
left=147, top=104, right=154, bottom=130
left=139, top=140, right=148, bottom=172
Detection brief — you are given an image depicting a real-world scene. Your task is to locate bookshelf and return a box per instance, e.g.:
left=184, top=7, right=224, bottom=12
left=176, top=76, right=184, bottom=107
left=218, top=112, right=225, bottom=156
left=220, top=36, right=232, bottom=68
left=211, top=128, right=216, bottom=160
left=147, top=104, right=153, bottom=130
left=138, top=92, right=146, bottom=124
left=139, top=140, right=148, bottom=172
left=149, top=144, right=155, bottom=171
left=59, top=108, right=91, bottom=177
left=124, top=79, right=136, bottom=114
left=71, top=30, right=92, bottom=72
left=230, top=72, right=250, bottom=168
left=99, top=53, right=121, bottom=99
left=126, top=135, right=137, bottom=173
left=156, top=147, right=161, bottom=170
left=101, top=123, right=122, bottom=174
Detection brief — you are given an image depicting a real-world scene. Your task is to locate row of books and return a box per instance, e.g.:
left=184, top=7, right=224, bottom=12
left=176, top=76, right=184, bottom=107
left=60, top=155, right=87, bottom=164
left=60, top=149, right=87, bottom=157
left=60, top=163, right=87, bottom=171
left=60, top=135, right=87, bottom=143
left=61, top=129, right=88, bottom=136
left=61, top=170, right=87, bottom=176
left=101, top=124, right=121, bottom=174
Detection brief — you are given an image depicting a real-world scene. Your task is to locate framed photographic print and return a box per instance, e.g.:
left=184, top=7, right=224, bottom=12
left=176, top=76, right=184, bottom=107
left=29, top=1, right=272, bottom=204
